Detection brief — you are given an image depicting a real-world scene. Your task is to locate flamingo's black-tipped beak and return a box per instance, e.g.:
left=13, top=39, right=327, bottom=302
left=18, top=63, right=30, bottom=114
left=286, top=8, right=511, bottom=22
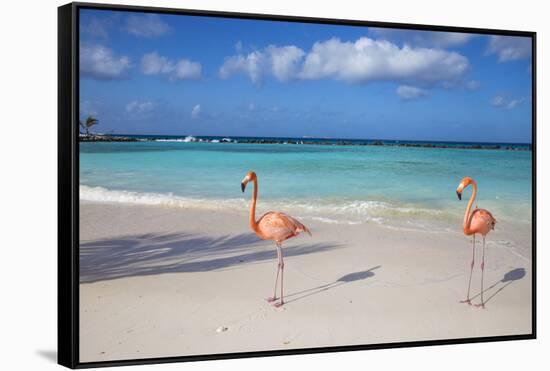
left=241, top=182, right=246, bottom=193
left=456, top=191, right=462, bottom=200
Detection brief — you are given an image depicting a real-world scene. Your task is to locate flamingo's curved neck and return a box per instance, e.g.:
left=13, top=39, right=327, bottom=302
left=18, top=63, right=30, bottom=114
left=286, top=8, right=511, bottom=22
left=249, top=178, right=260, bottom=233
left=463, top=181, right=477, bottom=234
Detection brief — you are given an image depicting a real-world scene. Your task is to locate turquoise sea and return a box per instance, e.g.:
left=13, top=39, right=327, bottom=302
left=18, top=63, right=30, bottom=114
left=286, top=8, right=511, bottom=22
left=79, top=137, right=532, bottom=236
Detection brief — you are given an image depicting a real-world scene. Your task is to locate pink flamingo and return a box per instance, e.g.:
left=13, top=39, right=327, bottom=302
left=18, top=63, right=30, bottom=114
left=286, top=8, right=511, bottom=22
left=241, top=171, right=311, bottom=307
left=456, top=176, right=496, bottom=309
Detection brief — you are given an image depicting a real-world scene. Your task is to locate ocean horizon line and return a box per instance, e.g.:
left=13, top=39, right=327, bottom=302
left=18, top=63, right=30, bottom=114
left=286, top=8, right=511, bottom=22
left=80, top=133, right=532, bottom=150
left=86, top=133, right=532, bottom=146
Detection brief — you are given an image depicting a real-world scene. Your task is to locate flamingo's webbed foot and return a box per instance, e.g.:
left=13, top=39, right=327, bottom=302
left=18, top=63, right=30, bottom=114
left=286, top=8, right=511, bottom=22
left=474, top=303, right=486, bottom=309
left=272, top=301, right=284, bottom=308
left=266, top=296, right=277, bottom=303
left=460, top=299, right=472, bottom=305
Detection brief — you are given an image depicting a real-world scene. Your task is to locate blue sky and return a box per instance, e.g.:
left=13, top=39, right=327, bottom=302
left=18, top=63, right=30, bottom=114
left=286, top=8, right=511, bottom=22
left=79, top=9, right=533, bottom=143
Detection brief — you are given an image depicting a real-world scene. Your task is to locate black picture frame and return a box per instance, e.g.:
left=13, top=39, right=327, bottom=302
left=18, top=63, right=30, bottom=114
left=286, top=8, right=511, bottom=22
left=58, top=2, right=537, bottom=369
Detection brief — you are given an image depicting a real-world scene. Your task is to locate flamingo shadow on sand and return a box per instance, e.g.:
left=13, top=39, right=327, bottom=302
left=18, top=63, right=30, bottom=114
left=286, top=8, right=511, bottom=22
left=283, top=265, right=382, bottom=305
left=467, top=268, right=526, bottom=306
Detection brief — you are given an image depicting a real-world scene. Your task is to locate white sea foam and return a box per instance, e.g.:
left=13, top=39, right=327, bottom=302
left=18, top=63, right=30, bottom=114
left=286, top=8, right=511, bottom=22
left=153, top=136, right=239, bottom=144
left=155, top=136, right=197, bottom=143
left=308, top=216, right=363, bottom=225
left=80, top=185, right=453, bottom=231
left=80, top=185, right=245, bottom=211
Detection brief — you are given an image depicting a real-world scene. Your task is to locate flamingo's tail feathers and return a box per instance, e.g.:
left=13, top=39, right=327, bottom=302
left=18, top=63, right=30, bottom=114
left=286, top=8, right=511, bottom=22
left=289, top=215, right=312, bottom=236
left=296, top=220, right=312, bottom=236
left=295, top=224, right=311, bottom=236
left=487, top=210, right=497, bottom=230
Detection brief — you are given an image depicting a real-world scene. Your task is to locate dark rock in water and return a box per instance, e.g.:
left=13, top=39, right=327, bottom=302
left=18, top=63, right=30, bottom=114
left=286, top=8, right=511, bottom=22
left=337, top=141, right=354, bottom=146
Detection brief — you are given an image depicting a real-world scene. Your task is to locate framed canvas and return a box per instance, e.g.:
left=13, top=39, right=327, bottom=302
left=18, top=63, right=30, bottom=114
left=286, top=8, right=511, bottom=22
left=58, top=2, right=536, bottom=368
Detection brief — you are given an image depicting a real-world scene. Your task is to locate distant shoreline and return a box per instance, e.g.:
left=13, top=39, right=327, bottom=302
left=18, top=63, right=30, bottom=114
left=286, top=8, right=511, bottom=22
left=79, top=134, right=532, bottom=151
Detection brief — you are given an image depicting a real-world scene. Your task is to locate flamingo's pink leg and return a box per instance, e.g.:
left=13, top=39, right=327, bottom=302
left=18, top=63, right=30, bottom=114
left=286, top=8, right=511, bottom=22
left=460, top=235, right=476, bottom=305
left=266, top=265, right=279, bottom=302
left=475, top=237, right=486, bottom=309
left=267, top=242, right=282, bottom=303
left=273, top=243, right=285, bottom=307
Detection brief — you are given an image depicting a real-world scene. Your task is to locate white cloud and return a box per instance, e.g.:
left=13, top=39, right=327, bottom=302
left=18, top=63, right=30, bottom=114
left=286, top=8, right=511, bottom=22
left=486, top=36, right=531, bottom=62
left=300, top=37, right=469, bottom=86
left=491, top=94, right=527, bottom=110
left=370, top=28, right=474, bottom=48
left=491, top=95, right=505, bottom=107
left=219, top=45, right=305, bottom=84
left=220, top=36, right=469, bottom=89
left=174, top=59, right=202, bottom=80
left=269, top=46, right=306, bottom=82
left=141, top=52, right=172, bottom=74
left=141, top=52, right=201, bottom=80
left=81, top=17, right=110, bottom=39
left=80, top=43, right=131, bottom=80
left=219, top=51, right=264, bottom=84
left=506, top=99, right=520, bottom=110
left=126, top=100, right=155, bottom=113
left=191, top=104, right=201, bottom=119
left=125, top=14, right=170, bottom=37
left=396, top=85, right=428, bottom=100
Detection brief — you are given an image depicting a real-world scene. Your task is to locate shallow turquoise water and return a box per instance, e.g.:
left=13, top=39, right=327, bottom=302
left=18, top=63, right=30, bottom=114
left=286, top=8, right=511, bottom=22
left=80, top=141, right=532, bottom=230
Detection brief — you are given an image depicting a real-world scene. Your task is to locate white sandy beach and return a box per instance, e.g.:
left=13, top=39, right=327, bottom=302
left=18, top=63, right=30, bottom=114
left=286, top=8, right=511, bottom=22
left=79, top=201, right=532, bottom=363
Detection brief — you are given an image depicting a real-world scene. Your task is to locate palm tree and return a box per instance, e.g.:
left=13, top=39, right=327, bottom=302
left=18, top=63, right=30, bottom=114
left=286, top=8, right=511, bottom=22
left=79, top=116, right=99, bottom=136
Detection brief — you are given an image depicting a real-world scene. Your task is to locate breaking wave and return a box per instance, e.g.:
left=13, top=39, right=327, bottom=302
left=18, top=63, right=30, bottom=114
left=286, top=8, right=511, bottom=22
left=80, top=185, right=456, bottom=229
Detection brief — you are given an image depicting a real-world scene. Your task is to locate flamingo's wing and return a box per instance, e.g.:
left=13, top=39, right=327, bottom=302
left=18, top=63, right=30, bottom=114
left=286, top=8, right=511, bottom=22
left=472, top=208, right=497, bottom=230
left=258, top=212, right=312, bottom=242
left=282, top=213, right=312, bottom=236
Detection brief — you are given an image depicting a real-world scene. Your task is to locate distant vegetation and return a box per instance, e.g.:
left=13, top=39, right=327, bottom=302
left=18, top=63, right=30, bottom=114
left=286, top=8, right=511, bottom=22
left=79, top=116, right=99, bottom=136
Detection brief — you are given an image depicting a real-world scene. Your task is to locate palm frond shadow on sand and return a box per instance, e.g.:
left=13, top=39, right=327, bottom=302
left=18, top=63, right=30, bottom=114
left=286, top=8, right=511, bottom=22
left=80, top=232, right=343, bottom=283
